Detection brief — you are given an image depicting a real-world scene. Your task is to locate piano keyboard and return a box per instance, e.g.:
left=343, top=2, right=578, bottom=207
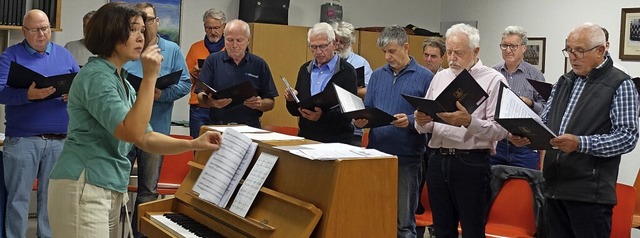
left=150, top=213, right=225, bottom=238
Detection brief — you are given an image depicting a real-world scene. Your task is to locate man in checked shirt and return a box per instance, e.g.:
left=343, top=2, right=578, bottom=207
left=491, top=25, right=547, bottom=169
left=511, top=22, right=639, bottom=238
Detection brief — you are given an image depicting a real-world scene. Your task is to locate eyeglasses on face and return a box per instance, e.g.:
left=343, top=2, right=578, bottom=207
left=205, top=25, right=223, bottom=31
left=23, top=26, right=50, bottom=34
left=499, top=44, right=522, bottom=51
left=309, top=44, right=330, bottom=51
left=146, top=16, right=157, bottom=24
left=561, top=46, right=599, bottom=58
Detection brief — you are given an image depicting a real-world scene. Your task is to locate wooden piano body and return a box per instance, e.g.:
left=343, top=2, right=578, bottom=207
left=138, top=127, right=398, bottom=237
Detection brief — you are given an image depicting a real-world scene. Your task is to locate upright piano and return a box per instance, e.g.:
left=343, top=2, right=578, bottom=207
left=138, top=126, right=398, bottom=237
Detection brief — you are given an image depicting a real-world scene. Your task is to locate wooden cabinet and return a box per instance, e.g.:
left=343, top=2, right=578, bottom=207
left=0, top=0, right=63, bottom=31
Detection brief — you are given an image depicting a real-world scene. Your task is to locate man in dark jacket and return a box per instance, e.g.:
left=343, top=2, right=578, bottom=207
left=511, top=22, right=639, bottom=238
left=285, top=22, right=357, bottom=144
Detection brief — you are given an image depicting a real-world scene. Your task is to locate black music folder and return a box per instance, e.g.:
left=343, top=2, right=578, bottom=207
left=334, top=84, right=395, bottom=128
left=7, top=61, right=76, bottom=101
left=526, top=79, right=552, bottom=101
left=402, top=69, right=488, bottom=124
left=126, top=70, right=182, bottom=92
left=297, top=83, right=340, bottom=112
left=495, top=83, right=556, bottom=150
left=192, top=73, right=258, bottom=109
left=356, top=66, right=365, bottom=87
left=197, top=59, right=205, bottom=68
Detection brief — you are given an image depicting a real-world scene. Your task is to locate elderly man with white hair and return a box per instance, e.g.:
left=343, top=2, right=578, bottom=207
left=414, top=23, right=508, bottom=238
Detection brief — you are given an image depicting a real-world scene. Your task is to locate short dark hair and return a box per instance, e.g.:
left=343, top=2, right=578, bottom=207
left=84, top=2, right=146, bottom=57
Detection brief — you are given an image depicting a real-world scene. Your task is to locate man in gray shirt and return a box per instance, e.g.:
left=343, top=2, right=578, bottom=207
left=64, top=10, right=95, bottom=66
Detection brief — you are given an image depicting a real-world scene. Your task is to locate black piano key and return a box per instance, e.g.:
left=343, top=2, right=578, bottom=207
left=163, top=213, right=225, bottom=238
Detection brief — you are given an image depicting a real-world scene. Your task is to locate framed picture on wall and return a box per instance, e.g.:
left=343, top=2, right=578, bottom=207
left=523, top=37, right=546, bottom=73
left=113, top=0, right=182, bottom=45
left=620, top=7, right=640, bottom=60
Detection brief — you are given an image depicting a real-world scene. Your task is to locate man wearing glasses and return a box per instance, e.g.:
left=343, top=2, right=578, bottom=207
left=491, top=26, right=547, bottom=170
left=511, top=23, right=639, bottom=237
left=122, top=3, right=191, bottom=238
left=186, top=8, right=226, bottom=139
left=0, top=9, right=79, bottom=238
left=285, top=22, right=357, bottom=144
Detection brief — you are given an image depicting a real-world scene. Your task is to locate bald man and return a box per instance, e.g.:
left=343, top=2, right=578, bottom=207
left=0, top=10, right=79, bottom=238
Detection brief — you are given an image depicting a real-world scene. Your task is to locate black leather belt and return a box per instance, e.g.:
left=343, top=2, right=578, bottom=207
left=38, top=134, right=67, bottom=140
left=435, top=148, right=489, bottom=155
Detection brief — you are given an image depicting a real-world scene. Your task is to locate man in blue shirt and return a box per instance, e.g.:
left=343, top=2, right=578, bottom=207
left=197, top=19, right=278, bottom=128
left=355, top=25, right=432, bottom=238
left=0, top=10, right=79, bottom=238
left=122, top=3, right=190, bottom=237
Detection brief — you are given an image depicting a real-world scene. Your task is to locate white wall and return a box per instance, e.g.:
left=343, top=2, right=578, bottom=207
left=441, top=0, right=640, bottom=185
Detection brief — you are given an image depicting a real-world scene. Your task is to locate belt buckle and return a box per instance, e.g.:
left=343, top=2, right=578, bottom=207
left=440, top=148, right=456, bottom=155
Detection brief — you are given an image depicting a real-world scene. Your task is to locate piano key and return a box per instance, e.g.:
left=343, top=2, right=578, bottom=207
left=150, top=213, right=225, bottom=238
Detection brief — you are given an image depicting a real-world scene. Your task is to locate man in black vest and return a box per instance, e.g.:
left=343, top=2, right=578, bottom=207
left=511, top=23, right=639, bottom=237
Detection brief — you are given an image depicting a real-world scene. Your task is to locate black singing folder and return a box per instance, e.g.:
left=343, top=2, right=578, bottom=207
left=526, top=79, right=552, bottom=101
left=192, top=73, right=258, bottom=109
left=126, top=70, right=182, bottom=92
left=333, top=84, right=395, bottom=128
left=356, top=66, right=365, bottom=87
left=495, top=83, right=556, bottom=150
left=402, top=69, right=488, bottom=124
left=7, top=61, right=76, bottom=101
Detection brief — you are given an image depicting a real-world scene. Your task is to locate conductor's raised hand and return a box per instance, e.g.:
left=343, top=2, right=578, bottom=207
left=414, top=110, right=432, bottom=126
left=27, top=82, right=55, bottom=101
left=192, top=130, right=222, bottom=151
left=140, top=44, right=163, bottom=83
left=392, top=113, right=409, bottom=128
left=437, top=101, right=471, bottom=127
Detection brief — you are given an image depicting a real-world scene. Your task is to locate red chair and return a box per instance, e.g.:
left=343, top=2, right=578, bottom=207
left=415, top=184, right=433, bottom=233
left=361, top=130, right=369, bottom=147
left=484, top=178, right=537, bottom=238
left=128, top=134, right=194, bottom=198
left=611, top=183, right=636, bottom=238
left=263, top=125, right=299, bottom=136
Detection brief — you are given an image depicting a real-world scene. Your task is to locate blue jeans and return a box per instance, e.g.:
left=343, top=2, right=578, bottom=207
left=4, top=136, right=63, bottom=238
left=189, top=105, right=209, bottom=139
left=427, top=151, right=491, bottom=238
left=490, top=139, right=539, bottom=170
left=545, top=198, right=613, bottom=238
left=397, top=155, right=423, bottom=238
left=127, top=146, right=163, bottom=238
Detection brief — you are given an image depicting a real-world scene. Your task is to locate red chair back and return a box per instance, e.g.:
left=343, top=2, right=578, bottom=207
left=485, top=178, right=536, bottom=238
left=157, top=135, right=194, bottom=192
left=611, top=183, right=636, bottom=238
left=263, top=125, right=299, bottom=136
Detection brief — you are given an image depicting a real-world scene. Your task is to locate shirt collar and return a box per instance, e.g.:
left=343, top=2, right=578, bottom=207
left=312, top=53, right=339, bottom=72
left=23, top=40, right=52, bottom=55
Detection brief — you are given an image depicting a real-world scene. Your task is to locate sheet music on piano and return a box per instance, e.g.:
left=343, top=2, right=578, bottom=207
left=230, top=152, right=279, bottom=217
left=193, top=128, right=258, bottom=207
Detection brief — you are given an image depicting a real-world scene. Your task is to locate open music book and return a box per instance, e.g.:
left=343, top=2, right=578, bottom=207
left=281, top=76, right=340, bottom=111
left=495, top=83, right=557, bottom=150
left=402, top=69, right=488, bottom=124
left=229, top=152, right=279, bottom=217
left=526, top=78, right=553, bottom=101
left=126, top=69, right=182, bottom=92
left=7, top=61, right=77, bottom=101
left=333, top=83, right=395, bottom=128
left=192, top=73, right=258, bottom=109
left=192, top=128, right=258, bottom=208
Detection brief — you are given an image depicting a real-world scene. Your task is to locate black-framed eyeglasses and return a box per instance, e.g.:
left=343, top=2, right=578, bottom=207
left=204, top=25, right=223, bottom=31
left=23, top=26, right=50, bottom=34
left=499, top=44, right=522, bottom=51
left=562, top=46, right=599, bottom=58
left=309, top=44, right=330, bottom=51
left=146, top=16, right=157, bottom=24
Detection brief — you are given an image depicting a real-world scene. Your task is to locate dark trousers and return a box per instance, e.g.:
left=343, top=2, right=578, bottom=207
left=545, top=198, right=613, bottom=238
left=490, top=139, right=539, bottom=170
left=426, top=151, right=491, bottom=238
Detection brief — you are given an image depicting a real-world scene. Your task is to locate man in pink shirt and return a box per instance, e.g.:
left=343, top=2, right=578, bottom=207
left=414, top=23, right=508, bottom=238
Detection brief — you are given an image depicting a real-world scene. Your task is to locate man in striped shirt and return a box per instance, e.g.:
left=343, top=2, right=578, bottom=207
left=491, top=26, right=547, bottom=169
